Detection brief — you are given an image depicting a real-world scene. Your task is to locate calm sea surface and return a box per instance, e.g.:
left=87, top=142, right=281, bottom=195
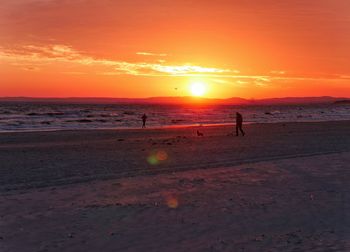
left=0, top=102, right=349, bottom=132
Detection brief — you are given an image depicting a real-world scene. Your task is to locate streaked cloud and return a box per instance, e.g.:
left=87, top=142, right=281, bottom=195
left=236, top=80, right=248, bottom=85
left=0, top=44, right=234, bottom=77
left=270, top=70, right=286, bottom=75
left=136, top=52, right=168, bottom=57
left=337, top=75, right=350, bottom=80
left=1, top=44, right=348, bottom=89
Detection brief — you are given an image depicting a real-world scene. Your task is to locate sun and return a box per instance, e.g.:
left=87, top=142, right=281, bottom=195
left=190, top=82, right=207, bottom=97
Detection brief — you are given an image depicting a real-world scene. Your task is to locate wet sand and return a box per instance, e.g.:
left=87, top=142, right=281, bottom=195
left=0, top=121, right=350, bottom=251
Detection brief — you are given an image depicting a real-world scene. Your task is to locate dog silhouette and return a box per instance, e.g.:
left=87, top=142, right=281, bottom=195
left=197, top=130, right=204, bottom=137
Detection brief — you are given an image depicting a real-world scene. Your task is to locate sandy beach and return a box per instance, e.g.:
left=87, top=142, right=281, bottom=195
left=0, top=121, right=350, bottom=251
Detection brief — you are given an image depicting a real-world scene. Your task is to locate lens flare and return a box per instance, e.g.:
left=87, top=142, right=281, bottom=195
left=156, top=150, right=168, bottom=161
left=147, top=150, right=169, bottom=165
left=147, top=155, right=159, bottom=165
left=165, top=195, right=179, bottom=208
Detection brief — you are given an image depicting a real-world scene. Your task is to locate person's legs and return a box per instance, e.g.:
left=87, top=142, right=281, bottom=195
left=239, top=126, right=245, bottom=136
left=236, top=123, right=244, bottom=136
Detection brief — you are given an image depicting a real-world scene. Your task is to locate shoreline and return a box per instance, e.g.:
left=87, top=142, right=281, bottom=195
left=1, top=119, right=350, bottom=134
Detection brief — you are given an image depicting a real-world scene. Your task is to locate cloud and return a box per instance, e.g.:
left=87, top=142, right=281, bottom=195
left=1, top=44, right=347, bottom=87
left=211, top=79, right=232, bottom=84
left=22, top=66, right=40, bottom=71
left=0, top=44, right=236, bottom=77
left=136, top=52, right=168, bottom=57
left=270, top=70, right=286, bottom=75
left=337, top=75, right=350, bottom=80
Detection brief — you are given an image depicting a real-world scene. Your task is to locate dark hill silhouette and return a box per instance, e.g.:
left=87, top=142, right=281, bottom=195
left=334, top=99, right=350, bottom=105
left=0, top=96, right=347, bottom=105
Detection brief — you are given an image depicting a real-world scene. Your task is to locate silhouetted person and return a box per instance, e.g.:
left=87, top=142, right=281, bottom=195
left=142, top=113, right=147, bottom=128
left=236, top=112, right=245, bottom=136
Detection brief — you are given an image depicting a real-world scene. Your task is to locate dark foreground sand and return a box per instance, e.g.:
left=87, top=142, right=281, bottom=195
left=0, top=121, right=349, bottom=251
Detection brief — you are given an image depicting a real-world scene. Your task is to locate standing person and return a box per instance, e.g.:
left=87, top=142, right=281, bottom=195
left=236, top=112, right=245, bottom=136
left=141, top=113, right=147, bottom=128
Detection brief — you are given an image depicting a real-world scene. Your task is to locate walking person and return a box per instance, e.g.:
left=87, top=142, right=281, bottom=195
left=236, top=112, right=245, bottom=136
left=141, top=113, right=147, bottom=128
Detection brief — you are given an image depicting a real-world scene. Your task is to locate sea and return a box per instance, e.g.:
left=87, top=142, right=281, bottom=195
left=0, top=102, right=350, bottom=132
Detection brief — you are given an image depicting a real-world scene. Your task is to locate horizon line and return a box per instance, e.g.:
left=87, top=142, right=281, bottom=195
left=0, top=95, right=349, bottom=100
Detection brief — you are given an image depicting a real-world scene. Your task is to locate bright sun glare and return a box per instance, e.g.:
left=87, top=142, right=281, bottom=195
left=190, top=82, right=207, bottom=97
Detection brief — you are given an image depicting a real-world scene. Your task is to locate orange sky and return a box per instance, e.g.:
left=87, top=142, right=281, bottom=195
left=1, top=0, right=349, bottom=99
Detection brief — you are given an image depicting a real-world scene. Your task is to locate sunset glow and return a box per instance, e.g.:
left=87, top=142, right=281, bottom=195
left=1, top=1, right=349, bottom=99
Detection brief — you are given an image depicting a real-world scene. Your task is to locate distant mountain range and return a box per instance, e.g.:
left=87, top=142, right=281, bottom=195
left=333, top=100, right=350, bottom=105
left=0, top=96, right=349, bottom=105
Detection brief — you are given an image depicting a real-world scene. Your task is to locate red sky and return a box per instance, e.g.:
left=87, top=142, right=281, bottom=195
left=1, top=0, right=349, bottom=98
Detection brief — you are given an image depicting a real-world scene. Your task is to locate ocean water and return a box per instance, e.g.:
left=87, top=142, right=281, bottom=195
left=0, top=102, right=349, bottom=132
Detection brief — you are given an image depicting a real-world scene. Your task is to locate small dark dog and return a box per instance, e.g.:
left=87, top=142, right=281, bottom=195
left=197, top=130, right=204, bottom=137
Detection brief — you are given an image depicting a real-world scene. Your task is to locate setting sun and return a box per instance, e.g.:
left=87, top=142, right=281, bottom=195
left=190, top=82, right=207, bottom=97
